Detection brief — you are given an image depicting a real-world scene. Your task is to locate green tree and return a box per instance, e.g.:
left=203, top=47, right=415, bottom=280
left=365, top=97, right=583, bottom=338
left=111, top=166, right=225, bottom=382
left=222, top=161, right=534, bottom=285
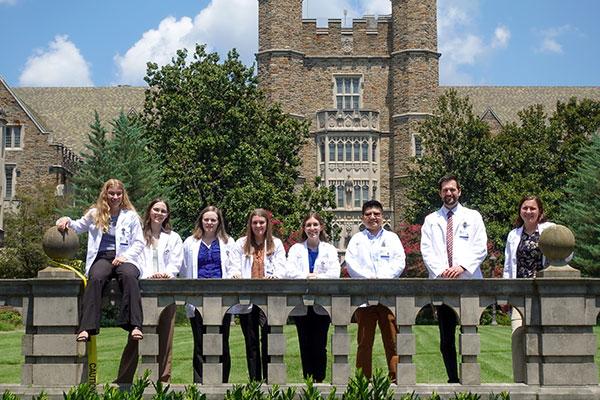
left=65, top=111, right=162, bottom=218
left=0, top=184, right=62, bottom=278
left=559, top=133, right=600, bottom=277
left=406, top=89, right=496, bottom=224
left=143, top=45, right=327, bottom=237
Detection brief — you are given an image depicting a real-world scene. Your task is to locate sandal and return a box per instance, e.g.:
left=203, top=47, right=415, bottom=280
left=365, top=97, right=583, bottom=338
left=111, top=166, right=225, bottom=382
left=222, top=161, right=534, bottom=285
left=130, top=327, right=143, bottom=341
left=76, top=331, right=90, bottom=342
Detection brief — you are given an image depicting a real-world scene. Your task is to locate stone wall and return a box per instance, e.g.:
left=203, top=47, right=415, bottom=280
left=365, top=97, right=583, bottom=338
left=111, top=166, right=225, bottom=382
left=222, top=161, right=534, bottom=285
left=1, top=273, right=599, bottom=399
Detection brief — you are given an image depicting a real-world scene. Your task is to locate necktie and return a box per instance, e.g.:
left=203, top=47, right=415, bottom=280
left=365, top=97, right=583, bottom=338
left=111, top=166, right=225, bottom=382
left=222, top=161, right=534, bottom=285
left=446, top=210, right=453, bottom=268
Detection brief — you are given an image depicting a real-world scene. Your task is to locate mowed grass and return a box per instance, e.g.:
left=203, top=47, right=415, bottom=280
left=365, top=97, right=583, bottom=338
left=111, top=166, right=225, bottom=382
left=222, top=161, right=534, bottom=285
left=1, top=325, right=599, bottom=384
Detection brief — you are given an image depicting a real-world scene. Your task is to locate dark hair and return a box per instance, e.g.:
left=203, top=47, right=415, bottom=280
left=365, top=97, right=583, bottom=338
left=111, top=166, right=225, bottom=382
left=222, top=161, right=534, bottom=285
left=300, top=212, right=329, bottom=242
left=243, top=208, right=275, bottom=256
left=438, top=174, right=461, bottom=190
left=192, top=205, right=229, bottom=242
left=514, top=195, right=547, bottom=228
left=143, top=198, right=171, bottom=246
left=361, top=200, right=383, bottom=215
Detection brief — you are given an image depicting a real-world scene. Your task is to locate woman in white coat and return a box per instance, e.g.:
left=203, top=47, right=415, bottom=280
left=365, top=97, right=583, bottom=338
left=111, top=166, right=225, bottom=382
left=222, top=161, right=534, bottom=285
left=230, top=208, right=286, bottom=381
left=503, top=195, right=553, bottom=383
left=286, top=212, right=340, bottom=382
left=115, top=198, right=183, bottom=383
left=56, top=178, right=145, bottom=343
left=180, top=205, right=236, bottom=383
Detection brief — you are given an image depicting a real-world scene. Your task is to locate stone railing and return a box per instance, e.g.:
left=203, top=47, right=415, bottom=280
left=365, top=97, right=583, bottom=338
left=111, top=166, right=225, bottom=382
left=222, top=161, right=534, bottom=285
left=315, top=109, right=380, bottom=132
left=0, top=225, right=598, bottom=399
left=1, top=274, right=599, bottom=398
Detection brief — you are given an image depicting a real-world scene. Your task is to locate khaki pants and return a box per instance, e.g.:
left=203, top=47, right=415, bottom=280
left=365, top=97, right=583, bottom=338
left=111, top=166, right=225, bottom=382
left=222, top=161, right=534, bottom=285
left=354, top=304, right=398, bottom=382
left=115, top=303, right=177, bottom=383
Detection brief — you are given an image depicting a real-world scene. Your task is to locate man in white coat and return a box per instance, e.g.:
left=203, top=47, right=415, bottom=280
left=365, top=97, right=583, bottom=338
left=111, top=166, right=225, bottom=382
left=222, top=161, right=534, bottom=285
left=420, top=175, right=487, bottom=383
left=345, top=199, right=406, bottom=383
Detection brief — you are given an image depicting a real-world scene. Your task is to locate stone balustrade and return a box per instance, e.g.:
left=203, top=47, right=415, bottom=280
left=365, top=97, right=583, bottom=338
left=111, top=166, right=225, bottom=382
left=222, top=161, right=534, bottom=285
left=1, top=273, right=599, bottom=399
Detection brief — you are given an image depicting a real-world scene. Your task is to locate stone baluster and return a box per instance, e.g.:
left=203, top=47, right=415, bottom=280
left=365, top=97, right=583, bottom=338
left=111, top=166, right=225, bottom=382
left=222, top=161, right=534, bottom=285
left=459, top=295, right=481, bottom=385
left=331, top=295, right=351, bottom=384
left=267, top=295, right=287, bottom=384
left=201, top=296, right=226, bottom=384
left=396, top=295, right=416, bottom=384
left=138, top=295, right=160, bottom=381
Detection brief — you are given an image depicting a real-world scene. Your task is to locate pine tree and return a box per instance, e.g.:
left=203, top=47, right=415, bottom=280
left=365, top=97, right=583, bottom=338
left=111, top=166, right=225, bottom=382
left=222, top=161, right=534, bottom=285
left=65, top=111, right=162, bottom=218
left=559, top=133, right=600, bottom=277
left=65, top=112, right=113, bottom=217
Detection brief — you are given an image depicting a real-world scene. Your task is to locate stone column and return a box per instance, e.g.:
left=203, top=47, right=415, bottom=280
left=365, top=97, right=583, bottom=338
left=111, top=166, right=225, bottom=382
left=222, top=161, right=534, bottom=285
left=395, top=296, right=416, bottom=384
left=267, top=295, right=287, bottom=384
left=528, top=225, right=598, bottom=386
left=22, top=267, right=85, bottom=386
left=459, top=295, right=481, bottom=385
left=201, top=296, right=226, bottom=384
left=331, top=295, right=351, bottom=384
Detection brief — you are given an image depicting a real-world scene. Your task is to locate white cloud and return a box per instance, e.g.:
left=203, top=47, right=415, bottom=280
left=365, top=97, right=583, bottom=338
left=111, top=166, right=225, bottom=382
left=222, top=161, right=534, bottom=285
left=357, top=0, right=390, bottom=16
left=492, top=25, right=510, bottom=48
left=438, top=0, right=510, bottom=84
left=0, top=0, right=17, bottom=5
left=536, top=25, right=573, bottom=54
left=114, top=0, right=257, bottom=85
left=19, top=35, right=93, bottom=87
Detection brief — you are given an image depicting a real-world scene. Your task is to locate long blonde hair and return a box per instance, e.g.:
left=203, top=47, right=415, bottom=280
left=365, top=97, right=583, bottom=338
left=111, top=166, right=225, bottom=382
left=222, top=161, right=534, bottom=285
left=242, top=208, right=275, bottom=256
left=192, top=205, right=229, bottom=242
left=93, top=179, right=135, bottom=232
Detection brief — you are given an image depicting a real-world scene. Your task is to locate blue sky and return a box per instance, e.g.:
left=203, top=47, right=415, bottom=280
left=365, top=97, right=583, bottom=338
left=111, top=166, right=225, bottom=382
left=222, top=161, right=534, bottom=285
left=1, top=0, right=599, bottom=87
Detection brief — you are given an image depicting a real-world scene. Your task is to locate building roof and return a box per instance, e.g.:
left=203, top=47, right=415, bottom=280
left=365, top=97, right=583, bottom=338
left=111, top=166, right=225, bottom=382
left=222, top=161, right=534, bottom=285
left=13, top=86, right=145, bottom=154
left=10, top=85, right=600, bottom=156
left=443, top=86, right=600, bottom=127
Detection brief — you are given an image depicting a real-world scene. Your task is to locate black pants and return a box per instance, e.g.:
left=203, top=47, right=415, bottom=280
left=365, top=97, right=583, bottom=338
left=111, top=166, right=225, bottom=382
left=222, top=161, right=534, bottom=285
left=292, top=306, right=330, bottom=383
left=189, top=309, right=232, bottom=383
left=437, top=304, right=459, bottom=383
left=79, top=254, right=142, bottom=335
left=239, top=306, right=269, bottom=381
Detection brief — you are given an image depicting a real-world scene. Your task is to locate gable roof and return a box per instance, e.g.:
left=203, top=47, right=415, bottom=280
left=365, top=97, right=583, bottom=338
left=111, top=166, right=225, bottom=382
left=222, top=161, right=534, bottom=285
left=13, top=86, right=146, bottom=155
left=0, top=76, right=50, bottom=134
left=443, top=86, right=600, bottom=126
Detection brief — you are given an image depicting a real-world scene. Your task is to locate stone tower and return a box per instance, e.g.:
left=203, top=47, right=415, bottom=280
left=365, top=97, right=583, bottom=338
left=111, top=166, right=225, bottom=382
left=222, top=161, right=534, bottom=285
left=389, top=0, right=440, bottom=226
left=256, top=0, right=304, bottom=112
left=256, top=0, right=440, bottom=245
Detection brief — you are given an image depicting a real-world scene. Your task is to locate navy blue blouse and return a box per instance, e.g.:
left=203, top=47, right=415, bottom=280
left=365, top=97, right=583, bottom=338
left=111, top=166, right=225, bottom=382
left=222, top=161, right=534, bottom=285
left=198, top=239, right=222, bottom=278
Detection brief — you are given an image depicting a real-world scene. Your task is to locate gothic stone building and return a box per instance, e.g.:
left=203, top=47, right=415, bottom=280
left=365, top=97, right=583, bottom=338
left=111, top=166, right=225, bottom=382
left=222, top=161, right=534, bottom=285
left=255, top=0, right=600, bottom=248
left=1, top=0, right=599, bottom=248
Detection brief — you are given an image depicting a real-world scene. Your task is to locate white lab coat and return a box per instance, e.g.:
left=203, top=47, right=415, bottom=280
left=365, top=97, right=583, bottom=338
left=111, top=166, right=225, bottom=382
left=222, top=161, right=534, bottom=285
left=139, top=230, right=184, bottom=279
left=420, top=203, right=488, bottom=279
left=344, top=229, right=406, bottom=279
left=503, top=222, right=554, bottom=279
left=180, top=235, right=236, bottom=317
left=229, top=236, right=286, bottom=279
left=285, top=240, right=340, bottom=279
left=60, top=208, right=145, bottom=276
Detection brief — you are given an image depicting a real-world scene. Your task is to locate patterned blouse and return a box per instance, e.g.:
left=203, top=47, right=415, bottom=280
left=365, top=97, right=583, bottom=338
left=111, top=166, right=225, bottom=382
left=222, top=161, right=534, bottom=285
left=516, top=229, right=543, bottom=278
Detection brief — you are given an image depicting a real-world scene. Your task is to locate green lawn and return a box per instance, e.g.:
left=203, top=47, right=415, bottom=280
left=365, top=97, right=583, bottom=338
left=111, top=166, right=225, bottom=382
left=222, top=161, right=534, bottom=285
left=1, top=325, right=599, bottom=384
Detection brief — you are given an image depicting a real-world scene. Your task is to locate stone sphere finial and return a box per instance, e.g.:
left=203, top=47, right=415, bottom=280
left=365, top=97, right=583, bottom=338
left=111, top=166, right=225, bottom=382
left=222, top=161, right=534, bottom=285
left=42, top=226, right=79, bottom=261
left=537, top=224, right=579, bottom=278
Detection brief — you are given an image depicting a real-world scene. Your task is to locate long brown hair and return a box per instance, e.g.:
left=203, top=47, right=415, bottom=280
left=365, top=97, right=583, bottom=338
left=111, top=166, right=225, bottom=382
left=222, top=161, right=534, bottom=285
left=192, top=205, right=229, bottom=242
left=142, top=198, right=172, bottom=246
left=300, top=212, right=329, bottom=242
left=92, top=179, right=135, bottom=232
left=242, top=208, right=275, bottom=256
left=514, top=195, right=547, bottom=228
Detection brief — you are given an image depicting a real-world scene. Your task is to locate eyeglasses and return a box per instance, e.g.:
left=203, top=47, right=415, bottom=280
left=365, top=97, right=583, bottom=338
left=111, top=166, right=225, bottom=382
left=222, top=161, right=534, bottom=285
left=152, top=207, right=169, bottom=215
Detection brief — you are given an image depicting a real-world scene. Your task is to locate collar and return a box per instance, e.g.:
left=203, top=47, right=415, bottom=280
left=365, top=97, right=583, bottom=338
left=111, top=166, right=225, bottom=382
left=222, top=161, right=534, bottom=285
left=365, top=228, right=384, bottom=240
left=441, top=203, right=460, bottom=218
